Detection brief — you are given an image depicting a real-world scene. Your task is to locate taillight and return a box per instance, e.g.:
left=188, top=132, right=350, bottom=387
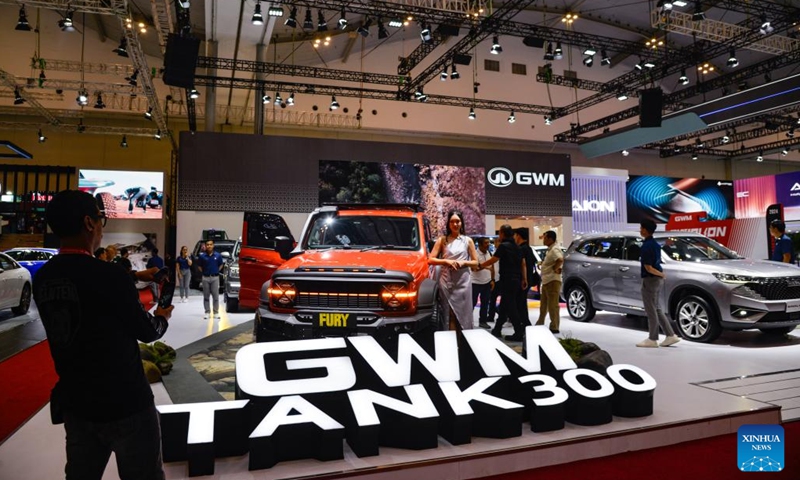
left=267, top=281, right=296, bottom=307
left=381, top=283, right=416, bottom=311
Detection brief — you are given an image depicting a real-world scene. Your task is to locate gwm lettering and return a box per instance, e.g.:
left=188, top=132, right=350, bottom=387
left=486, top=167, right=565, bottom=188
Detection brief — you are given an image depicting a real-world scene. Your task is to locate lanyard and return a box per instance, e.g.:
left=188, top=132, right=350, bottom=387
left=59, top=248, right=93, bottom=257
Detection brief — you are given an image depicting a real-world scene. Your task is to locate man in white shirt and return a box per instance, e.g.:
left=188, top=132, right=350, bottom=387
left=536, top=230, right=564, bottom=334
left=471, top=237, right=494, bottom=328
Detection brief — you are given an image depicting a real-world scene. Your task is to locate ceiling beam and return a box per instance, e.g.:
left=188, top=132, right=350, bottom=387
left=0, top=68, right=60, bottom=125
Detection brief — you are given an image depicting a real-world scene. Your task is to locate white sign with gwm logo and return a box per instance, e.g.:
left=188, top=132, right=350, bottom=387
left=156, top=327, right=657, bottom=476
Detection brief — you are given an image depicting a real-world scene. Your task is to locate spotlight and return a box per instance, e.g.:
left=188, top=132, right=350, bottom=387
left=782, top=147, right=789, bottom=156
left=16, top=6, right=31, bottom=31
left=788, top=127, right=795, bottom=138
left=59, top=9, right=74, bottom=31
left=621, top=150, right=630, bottom=156
left=416, top=88, right=427, bottom=102
left=252, top=1, right=264, bottom=25
left=759, top=15, right=773, bottom=35
left=285, top=6, right=298, bottom=28
left=692, top=1, right=705, bottom=20
left=420, top=23, right=431, bottom=43
left=330, top=96, right=339, bottom=110
left=388, top=18, right=403, bottom=28
left=13, top=88, right=25, bottom=105
left=267, top=5, right=284, bottom=17
left=583, top=47, right=597, bottom=56
left=189, top=88, right=200, bottom=99
left=113, top=38, right=128, bottom=57
left=727, top=48, right=738, bottom=67
left=756, top=151, right=764, bottom=162
left=357, top=17, right=372, bottom=37
left=657, top=0, right=673, bottom=13
left=303, top=9, right=314, bottom=30
left=554, top=42, right=563, bottom=59
left=583, top=55, right=593, bottom=67
left=338, top=8, right=347, bottom=29
left=94, top=93, right=106, bottom=109
left=643, top=60, right=656, bottom=69
left=38, top=129, right=46, bottom=143
left=490, top=36, right=502, bottom=55
left=440, top=67, right=448, bottom=81
left=178, top=0, right=190, bottom=8
left=695, top=138, right=705, bottom=148
left=377, top=19, right=388, bottom=39
left=318, top=11, right=327, bottom=32
left=635, top=59, right=644, bottom=71
left=468, top=107, right=476, bottom=120
left=287, top=93, right=295, bottom=106
left=262, top=93, right=271, bottom=104
left=544, top=114, right=552, bottom=126
left=76, top=89, right=88, bottom=106
left=508, top=110, right=516, bottom=123
left=154, top=129, right=162, bottom=140
left=544, top=43, right=555, bottom=61
left=617, top=92, right=628, bottom=101
left=120, top=135, right=128, bottom=148
left=601, top=49, right=611, bottom=66
left=274, top=92, right=282, bottom=105
left=450, top=64, right=460, bottom=80
left=144, top=106, right=153, bottom=120
left=692, top=152, right=698, bottom=161
left=679, top=69, right=689, bottom=85
left=722, top=131, right=730, bottom=143
left=126, top=70, right=139, bottom=87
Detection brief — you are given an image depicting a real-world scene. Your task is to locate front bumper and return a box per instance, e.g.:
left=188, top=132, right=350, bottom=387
left=255, top=306, right=434, bottom=342
left=722, top=293, right=800, bottom=329
left=225, top=279, right=240, bottom=299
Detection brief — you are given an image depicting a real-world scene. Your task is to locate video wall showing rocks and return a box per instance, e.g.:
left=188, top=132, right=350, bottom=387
left=319, top=161, right=485, bottom=235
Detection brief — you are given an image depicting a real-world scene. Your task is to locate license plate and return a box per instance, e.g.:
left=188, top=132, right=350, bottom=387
left=315, top=312, right=354, bottom=328
left=786, top=301, right=800, bottom=313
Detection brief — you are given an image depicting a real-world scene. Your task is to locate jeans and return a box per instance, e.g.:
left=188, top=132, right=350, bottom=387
left=471, top=282, right=492, bottom=323
left=641, top=276, right=676, bottom=341
left=202, top=275, right=219, bottom=313
left=178, top=269, right=190, bottom=299
left=536, top=281, right=562, bottom=331
left=63, top=405, right=164, bottom=480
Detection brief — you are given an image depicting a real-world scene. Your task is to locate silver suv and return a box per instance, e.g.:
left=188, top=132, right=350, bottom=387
left=562, top=232, right=800, bottom=343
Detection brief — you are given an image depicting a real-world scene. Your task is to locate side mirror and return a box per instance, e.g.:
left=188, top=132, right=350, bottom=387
left=221, top=251, right=231, bottom=259
left=275, top=236, right=293, bottom=260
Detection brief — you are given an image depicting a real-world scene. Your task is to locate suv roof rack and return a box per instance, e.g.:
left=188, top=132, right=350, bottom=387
left=318, top=203, right=421, bottom=212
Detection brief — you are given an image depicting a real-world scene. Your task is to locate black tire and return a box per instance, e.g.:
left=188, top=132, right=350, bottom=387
left=12, top=283, right=31, bottom=316
left=226, top=295, right=239, bottom=313
left=566, top=283, right=596, bottom=322
left=759, top=326, right=796, bottom=336
left=674, top=294, right=721, bottom=343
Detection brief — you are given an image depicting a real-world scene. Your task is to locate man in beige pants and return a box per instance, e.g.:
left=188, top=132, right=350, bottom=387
left=536, top=230, right=563, bottom=334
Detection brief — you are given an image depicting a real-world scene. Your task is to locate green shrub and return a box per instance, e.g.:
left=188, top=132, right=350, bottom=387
left=559, top=337, right=585, bottom=362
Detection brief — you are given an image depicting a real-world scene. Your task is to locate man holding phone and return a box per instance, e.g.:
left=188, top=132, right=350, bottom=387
left=197, top=239, right=225, bottom=318
left=33, top=190, right=173, bottom=480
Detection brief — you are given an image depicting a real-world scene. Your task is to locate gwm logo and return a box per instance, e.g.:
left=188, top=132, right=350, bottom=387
left=486, top=167, right=565, bottom=188
left=572, top=200, right=616, bottom=213
left=156, top=328, right=656, bottom=476
left=791, top=183, right=800, bottom=191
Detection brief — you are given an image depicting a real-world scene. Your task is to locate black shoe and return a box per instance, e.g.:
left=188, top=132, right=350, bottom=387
left=491, top=329, right=502, bottom=338
left=504, top=334, right=524, bottom=342
left=479, top=322, right=491, bottom=329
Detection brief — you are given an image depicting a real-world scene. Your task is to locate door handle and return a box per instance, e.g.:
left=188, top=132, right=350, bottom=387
left=619, top=266, right=630, bottom=272
left=581, top=262, right=591, bottom=268
left=241, top=256, right=258, bottom=263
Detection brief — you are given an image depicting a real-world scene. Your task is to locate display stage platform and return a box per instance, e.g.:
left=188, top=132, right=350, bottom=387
left=158, top=322, right=783, bottom=480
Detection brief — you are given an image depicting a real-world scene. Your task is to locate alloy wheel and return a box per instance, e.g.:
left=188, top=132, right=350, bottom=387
left=677, top=300, right=709, bottom=339
left=568, top=289, right=586, bottom=318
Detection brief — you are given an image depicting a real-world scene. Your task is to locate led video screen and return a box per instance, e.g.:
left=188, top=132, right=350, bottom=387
left=78, top=169, right=164, bottom=219
left=626, top=176, right=734, bottom=224
left=319, top=161, right=486, bottom=235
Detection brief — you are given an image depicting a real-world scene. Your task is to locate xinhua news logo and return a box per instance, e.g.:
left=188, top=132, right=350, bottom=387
left=738, top=424, right=784, bottom=472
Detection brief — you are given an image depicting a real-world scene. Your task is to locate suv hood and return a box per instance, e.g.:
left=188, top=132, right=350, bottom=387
left=666, top=258, right=800, bottom=278
left=278, top=249, right=430, bottom=278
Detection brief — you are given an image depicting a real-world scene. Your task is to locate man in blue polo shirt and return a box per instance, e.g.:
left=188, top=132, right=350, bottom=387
left=638, top=220, right=680, bottom=349
left=196, top=240, right=224, bottom=318
left=769, top=220, right=795, bottom=264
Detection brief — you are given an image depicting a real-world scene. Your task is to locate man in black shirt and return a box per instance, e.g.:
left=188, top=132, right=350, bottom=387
left=33, top=190, right=173, bottom=480
left=479, top=224, right=528, bottom=341
left=514, top=228, right=535, bottom=331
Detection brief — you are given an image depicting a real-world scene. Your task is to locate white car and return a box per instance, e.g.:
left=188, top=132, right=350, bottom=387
left=0, top=252, right=32, bottom=315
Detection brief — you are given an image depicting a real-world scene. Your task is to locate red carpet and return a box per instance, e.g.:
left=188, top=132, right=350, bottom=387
left=0, top=341, right=57, bottom=443
left=484, top=420, right=800, bottom=480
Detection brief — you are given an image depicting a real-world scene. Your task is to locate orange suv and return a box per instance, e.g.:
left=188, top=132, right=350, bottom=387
left=252, top=204, right=439, bottom=342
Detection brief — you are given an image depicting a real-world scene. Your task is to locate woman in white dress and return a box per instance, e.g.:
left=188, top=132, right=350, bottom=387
left=428, top=210, right=480, bottom=330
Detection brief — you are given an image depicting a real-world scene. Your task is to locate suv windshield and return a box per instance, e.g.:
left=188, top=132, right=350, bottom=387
left=306, top=215, right=419, bottom=250
left=658, top=236, right=739, bottom=262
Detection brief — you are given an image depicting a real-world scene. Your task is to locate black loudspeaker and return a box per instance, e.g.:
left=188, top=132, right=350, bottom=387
left=163, top=34, right=200, bottom=89
left=639, top=88, right=663, bottom=128
left=453, top=53, right=473, bottom=66
left=437, top=24, right=460, bottom=36
left=523, top=36, right=545, bottom=48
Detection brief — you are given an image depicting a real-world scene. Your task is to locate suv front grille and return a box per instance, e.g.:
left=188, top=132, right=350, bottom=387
left=295, top=281, right=383, bottom=309
left=748, top=277, right=800, bottom=300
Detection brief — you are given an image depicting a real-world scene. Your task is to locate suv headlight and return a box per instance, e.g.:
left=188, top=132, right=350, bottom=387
left=229, top=265, right=239, bottom=279
left=712, top=273, right=757, bottom=284
left=267, top=280, right=296, bottom=307
left=381, top=283, right=416, bottom=311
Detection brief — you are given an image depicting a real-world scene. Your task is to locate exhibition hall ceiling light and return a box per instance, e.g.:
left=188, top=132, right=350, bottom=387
left=126, top=70, right=138, bottom=87
left=450, top=63, right=460, bottom=79
left=287, top=93, right=295, bottom=106
left=616, top=92, right=628, bottom=101
left=508, top=110, right=516, bottom=123
left=267, top=5, right=284, bottom=17
left=414, top=88, right=427, bottom=102
left=338, top=8, right=347, bottom=29
left=490, top=36, right=502, bottom=55
left=377, top=18, right=388, bottom=39
left=756, top=151, right=764, bottom=162
left=13, top=88, right=25, bottom=105
left=189, top=88, right=200, bottom=99
left=722, top=130, right=730, bottom=143
left=698, top=62, right=714, bottom=74
left=144, top=106, right=153, bottom=120
left=154, top=129, right=162, bottom=140
left=94, top=92, right=106, bottom=109
left=544, top=114, right=552, bottom=125
left=420, top=23, right=432, bottom=43
left=357, top=17, right=373, bottom=37
left=37, top=129, right=46, bottom=143
left=285, top=6, right=298, bottom=28
left=262, top=93, right=271, bottom=104
left=760, top=15, right=773, bottom=35
left=76, top=89, right=89, bottom=106
left=388, top=17, right=403, bottom=28
left=59, top=8, right=75, bottom=31
left=782, top=147, right=789, bottom=156
left=544, top=42, right=555, bottom=61
left=554, top=42, right=563, bottom=59
left=621, top=149, right=630, bottom=156
left=583, top=54, right=593, bottom=67
left=313, top=36, right=331, bottom=47
left=645, top=37, right=664, bottom=50
left=303, top=9, right=314, bottom=30
left=601, top=49, right=611, bottom=66
left=727, top=48, right=738, bottom=68
left=16, top=6, right=31, bottom=31
left=252, top=0, right=264, bottom=25
left=125, top=17, right=147, bottom=34
left=692, top=1, right=705, bottom=21
left=692, top=152, right=698, bottom=160
left=113, top=38, right=128, bottom=57
left=679, top=69, right=689, bottom=85
left=317, top=11, right=327, bottom=32
left=274, top=92, right=282, bottom=105
left=440, top=67, right=448, bottom=81
left=468, top=107, right=476, bottom=120
left=330, top=95, right=339, bottom=109
left=561, top=12, right=578, bottom=24
left=120, top=135, right=128, bottom=148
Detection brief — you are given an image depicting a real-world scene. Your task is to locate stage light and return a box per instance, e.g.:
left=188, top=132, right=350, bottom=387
left=544, top=43, right=555, bottom=61
left=154, top=130, right=162, bottom=140
left=782, top=147, right=789, bottom=156
left=388, top=18, right=403, bottom=28
left=544, top=115, right=552, bottom=125
left=303, top=9, right=313, bottom=30
left=285, top=7, right=298, bottom=28
left=727, top=48, right=738, bottom=67
left=617, top=92, right=628, bottom=101
left=756, top=151, right=764, bottom=162
left=722, top=131, right=730, bottom=143
left=420, top=23, right=431, bottom=43
left=377, top=19, right=388, bottom=38
left=583, top=47, right=597, bottom=56
left=357, top=17, right=372, bottom=37
left=468, top=107, right=476, bottom=120
left=94, top=93, right=106, bottom=109
left=145, top=106, right=153, bottom=120
left=601, top=49, right=611, bottom=66
left=76, top=89, right=88, bottom=106
left=338, top=8, right=347, bottom=29
left=126, top=70, right=139, bottom=87
left=59, top=9, right=74, bottom=31
left=621, top=150, right=630, bottom=156
left=692, top=152, right=698, bottom=161
left=679, top=69, right=689, bottom=85
left=252, top=1, right=264, bottom=25
left=189, top=88, right=200, bottom=99
left=508, top=110, right=516, bottom=123
left=13, top=88, right=25, bottom=105
left=330, top=96, right=339, bottom=109
left=318, top=11, right=327, bottom=32
left=113, top=38, right=128, bottom=57
left=38, top=129, right=46, bottom=143
left=267, top=5, right=284, bottom=17
left=120, top=135, right=128, bottom=148
left=692, top=1, right=705, bottom=20
left=583, top=55, right=593, bottom=67
left=450, top=64, right=460, bottom=80
left=287, top=93, right=295, bottom=106
left=440, top=67, right=448, bottom=81
left=274, top=92, right=282, bottom=105
left=760, top=15, right=773, bottom=35
left=554, top=42, right=563, bottom=59
left=16, top=6, right=31, bottom=31
left=490, top=36, right=502, bottom=55
left=262, top=93, right=271, bottom=104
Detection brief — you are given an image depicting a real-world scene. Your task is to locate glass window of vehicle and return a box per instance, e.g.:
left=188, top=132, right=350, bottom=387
left=623, top=237, right=643, bottom=261
left=592, top=238, right=625, bottom=259
left=246, top=215, right=293, bottom=249
left=657, top=236, right=739, bottom=262
left=306, top=215, right=420, bottom=250
left=0, top=253, right=17, bottom=270
left=576, top=240, right=597, bottom=256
